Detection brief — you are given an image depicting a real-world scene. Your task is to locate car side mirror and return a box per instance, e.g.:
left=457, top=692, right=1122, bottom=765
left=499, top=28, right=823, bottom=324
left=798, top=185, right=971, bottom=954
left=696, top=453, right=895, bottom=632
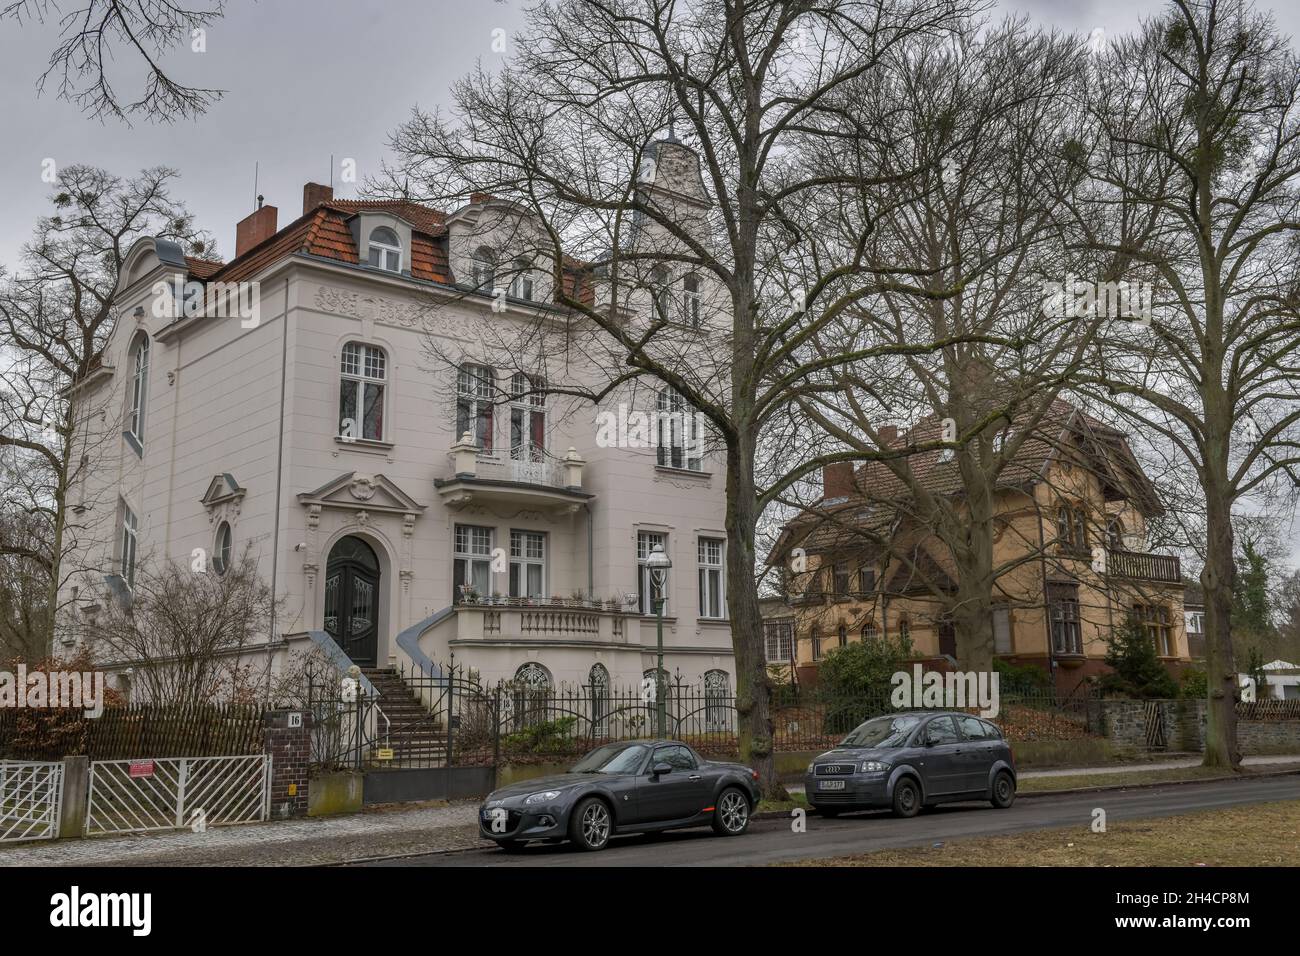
left=651, top=762, right=673, bottom=777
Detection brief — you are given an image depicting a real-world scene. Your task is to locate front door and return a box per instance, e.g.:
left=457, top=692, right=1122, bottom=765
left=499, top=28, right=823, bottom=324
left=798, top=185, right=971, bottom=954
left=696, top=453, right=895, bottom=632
left=323, top=536, right=380, bottom=666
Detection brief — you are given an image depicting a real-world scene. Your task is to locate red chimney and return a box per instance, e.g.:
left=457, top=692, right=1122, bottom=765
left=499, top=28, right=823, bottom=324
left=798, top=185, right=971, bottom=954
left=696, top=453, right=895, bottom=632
left=823, top=462, right=855, bottom=499
left=303, top=182, right=334, bottom=215
left=879, top=425, right=898, bottom=446
left=469, top=192, right=491, bottom=204
left=235, top=203, right=278, bottom=258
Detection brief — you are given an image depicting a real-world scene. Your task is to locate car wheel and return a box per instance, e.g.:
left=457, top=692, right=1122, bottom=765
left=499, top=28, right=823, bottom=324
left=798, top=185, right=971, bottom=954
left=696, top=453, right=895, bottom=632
left=891, top=777, right=921, bottom=818
left=568, top=797, right=613, bottom=851
left=496, top=839, right=528, bottom=853
left=991, top=771, right=1016, bottom=809
left=711, top=787, right=751, bottom=836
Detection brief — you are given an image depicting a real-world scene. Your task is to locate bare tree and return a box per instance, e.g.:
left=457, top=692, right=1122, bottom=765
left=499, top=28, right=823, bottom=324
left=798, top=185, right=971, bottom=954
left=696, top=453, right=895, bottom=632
left=76, top=548, right=280, bottom=707
left=379, top=0, right=989, bottom=797
left=1064, top=0, right=1300, bottom=767
left=0, top=165, right=212, bottom=658
left=2, top=0, right=226, bottom=121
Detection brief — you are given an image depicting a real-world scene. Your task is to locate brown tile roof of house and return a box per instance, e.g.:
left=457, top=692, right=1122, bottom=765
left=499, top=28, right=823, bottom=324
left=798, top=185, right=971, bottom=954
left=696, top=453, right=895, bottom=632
left=190, top=197, right=586, bottom=302
left=768, top=398, right=1162, bottom=564
left=185, top=256, right=224, bottom=279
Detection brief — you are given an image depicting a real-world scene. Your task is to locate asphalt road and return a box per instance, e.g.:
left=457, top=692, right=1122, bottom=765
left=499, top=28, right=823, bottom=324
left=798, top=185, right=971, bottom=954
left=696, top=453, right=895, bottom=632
left=359, top=773, right=1300, bottom=867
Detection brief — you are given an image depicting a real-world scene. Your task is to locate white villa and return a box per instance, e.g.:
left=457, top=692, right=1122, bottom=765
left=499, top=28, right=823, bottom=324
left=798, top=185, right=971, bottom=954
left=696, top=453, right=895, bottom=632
left=58, top=135, right=737, bottom=703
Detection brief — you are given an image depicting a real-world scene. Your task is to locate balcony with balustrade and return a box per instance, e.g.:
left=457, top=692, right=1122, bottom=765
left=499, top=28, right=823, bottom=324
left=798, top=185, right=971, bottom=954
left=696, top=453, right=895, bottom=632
left=1106, top=548, right=1182, bottom=584
left=434, top=432, right=594, bottom=515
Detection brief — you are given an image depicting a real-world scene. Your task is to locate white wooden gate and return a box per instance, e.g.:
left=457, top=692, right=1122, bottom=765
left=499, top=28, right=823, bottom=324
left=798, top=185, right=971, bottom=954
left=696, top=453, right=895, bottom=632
left=0, top=760, right=63, bottom=842
left=86, top=754, right=270, bottom=835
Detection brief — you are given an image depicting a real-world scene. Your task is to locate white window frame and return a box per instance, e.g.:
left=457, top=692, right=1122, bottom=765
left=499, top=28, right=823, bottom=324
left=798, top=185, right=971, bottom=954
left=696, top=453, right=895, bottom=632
left=339, top=342, right=387, bottom=442
left=471, top=246, right=496, bottom=291
left=509, top=372, right=545, bottom=460
left=120, top=502, right=138, bottom=590
left=453, top=524, right=494, bottom=602
left=128, top=335, right=150, bottom=447
left=683, top=273, right=701, bottom=326
left=509, top=529, right=546, bottom=599
left=509, top=257, right=534, bottom=301
left=457, top=364, right=495, bottom=451
left=367, top=227, right=402, bottom=272
left=656, top=388, right=703, bottom=472
left=213, top=521, right=232, bottom=576
left=697, top=537, right=725, bottom=619
left=637, top=530, right=668, bottom=615
left=764, top=619, right=794, bottom=662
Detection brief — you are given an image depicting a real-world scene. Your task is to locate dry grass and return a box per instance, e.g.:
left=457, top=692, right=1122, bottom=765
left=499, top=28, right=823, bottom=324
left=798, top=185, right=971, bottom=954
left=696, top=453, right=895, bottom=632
left=781, top=800, right=1300, bottom=866
left=1016, top=764, right=1273, bottom=793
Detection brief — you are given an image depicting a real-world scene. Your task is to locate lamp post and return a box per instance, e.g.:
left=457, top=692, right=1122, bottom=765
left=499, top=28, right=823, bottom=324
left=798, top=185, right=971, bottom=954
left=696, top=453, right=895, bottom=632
left=646, top=543, right=672, bottom=738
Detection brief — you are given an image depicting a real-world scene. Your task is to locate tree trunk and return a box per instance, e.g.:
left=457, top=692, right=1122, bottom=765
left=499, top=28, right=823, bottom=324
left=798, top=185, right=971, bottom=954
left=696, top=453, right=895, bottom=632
left=724, top=437, right=784, bottom=800
left=1201, top=491, right=1241, bottom=769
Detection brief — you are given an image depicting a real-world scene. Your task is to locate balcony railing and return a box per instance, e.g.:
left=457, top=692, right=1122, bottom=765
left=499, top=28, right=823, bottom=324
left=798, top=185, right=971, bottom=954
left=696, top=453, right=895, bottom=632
left=1107, top=548, right=1181, bottom=583
left=445, top=435, right=584, bottom=490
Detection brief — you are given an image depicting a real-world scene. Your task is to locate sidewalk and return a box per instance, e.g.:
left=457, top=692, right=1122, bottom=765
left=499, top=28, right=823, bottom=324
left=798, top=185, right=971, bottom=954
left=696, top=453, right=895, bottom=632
left=785, top=754, right=1300, bottom=795
left=0, top=800, right=483, bottom=867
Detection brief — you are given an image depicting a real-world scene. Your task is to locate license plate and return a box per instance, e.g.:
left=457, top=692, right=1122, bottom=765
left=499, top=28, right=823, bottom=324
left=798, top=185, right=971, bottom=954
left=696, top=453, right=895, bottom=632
left=819, top=780, right=846, bottom=791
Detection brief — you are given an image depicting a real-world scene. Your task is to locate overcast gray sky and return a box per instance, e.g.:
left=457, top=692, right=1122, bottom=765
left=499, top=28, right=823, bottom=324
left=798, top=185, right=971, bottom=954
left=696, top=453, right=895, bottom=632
left=1, top=0, right=1297, bottom=563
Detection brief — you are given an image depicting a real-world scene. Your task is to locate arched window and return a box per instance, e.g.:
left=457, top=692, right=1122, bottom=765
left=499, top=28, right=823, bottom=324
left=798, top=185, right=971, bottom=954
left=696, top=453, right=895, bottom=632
left=509, top=257, right=534, bottom=301
left=704, top=669, right=730, bottom=732
left=1056, top=505, right=1072, bottom=546
left=682, top=274, right=701, bottom=326
left=515, top=661, right=552, bottom=690
left=1107, top=516, right=1126, bottom=550
left=213, top=521, right=232, bottom=575
left=643, top=667, right=672, bottom=704
left=367, top=227, right=401, bottom=272
left=127, top=334, right=150, bottom=448
left=471, top=246, right=496, bottom=290
left=511, top=662, right=552, bottom=730
left=896, top=616, right=910, bottom=644
left=837, top=624, right=848, bottom=648
left=339, top=343, right=387, bottom=442
left=862, top=620, right=878, bottom=642
left=1073, top=509, right=1088, bottom=550
left=811, top=625, right=824, bottom=661
left=456, top=363, right=495, bottom=450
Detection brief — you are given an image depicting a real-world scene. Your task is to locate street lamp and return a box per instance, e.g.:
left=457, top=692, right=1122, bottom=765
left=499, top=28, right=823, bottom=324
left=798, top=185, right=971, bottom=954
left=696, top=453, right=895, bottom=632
left=646, top=542, right=672, bottom=738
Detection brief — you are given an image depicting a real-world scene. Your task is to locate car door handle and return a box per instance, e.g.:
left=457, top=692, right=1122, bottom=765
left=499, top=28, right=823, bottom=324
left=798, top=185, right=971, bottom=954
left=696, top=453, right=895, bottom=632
left=688, top=774, right=701, bottom=781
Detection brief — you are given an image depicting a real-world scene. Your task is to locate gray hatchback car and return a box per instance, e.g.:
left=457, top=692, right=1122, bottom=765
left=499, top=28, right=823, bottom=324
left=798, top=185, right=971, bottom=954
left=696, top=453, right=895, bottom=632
left=806, top=711, right=1016, bottom=817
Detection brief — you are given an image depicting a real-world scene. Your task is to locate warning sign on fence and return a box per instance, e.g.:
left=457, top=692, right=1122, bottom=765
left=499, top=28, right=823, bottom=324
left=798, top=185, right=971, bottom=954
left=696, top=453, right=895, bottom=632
left=128, top=760, right=154, bottom=778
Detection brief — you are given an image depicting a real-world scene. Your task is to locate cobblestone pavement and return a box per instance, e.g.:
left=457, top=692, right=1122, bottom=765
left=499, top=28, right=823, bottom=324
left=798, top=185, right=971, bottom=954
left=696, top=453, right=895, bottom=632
left=0, top=800, right=483, bottom=867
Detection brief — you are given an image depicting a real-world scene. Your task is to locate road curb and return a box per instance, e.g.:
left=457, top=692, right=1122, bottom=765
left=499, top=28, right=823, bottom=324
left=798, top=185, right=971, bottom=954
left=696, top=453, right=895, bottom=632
left=757, top=765, right=1300, bottom=818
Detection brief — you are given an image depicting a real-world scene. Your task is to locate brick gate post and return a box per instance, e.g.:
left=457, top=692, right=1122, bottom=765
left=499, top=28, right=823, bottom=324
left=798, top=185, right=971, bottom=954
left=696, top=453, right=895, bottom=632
left=263, top=709, right=313, bottom=819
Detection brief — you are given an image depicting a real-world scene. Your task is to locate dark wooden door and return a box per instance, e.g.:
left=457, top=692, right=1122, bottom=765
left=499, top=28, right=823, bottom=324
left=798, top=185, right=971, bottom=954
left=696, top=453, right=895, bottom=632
left=323, top=536, right=380, bottom=666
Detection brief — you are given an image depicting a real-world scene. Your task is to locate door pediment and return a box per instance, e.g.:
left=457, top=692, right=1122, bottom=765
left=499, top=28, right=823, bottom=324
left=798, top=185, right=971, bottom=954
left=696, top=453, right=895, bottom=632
left=297, top=471, right=426, bottom=516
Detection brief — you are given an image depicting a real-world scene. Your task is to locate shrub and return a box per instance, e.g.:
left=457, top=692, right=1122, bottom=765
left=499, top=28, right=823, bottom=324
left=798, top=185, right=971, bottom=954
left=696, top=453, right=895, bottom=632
left=1180, top=667, right=1208, bottom=699
left=816, top=631, right=913, bottom=733
left=994, top=658, right=1052, bottom=694
left=501, top=716, right=579, bottom=754
left=1100, top=618, right=1179, bottom=698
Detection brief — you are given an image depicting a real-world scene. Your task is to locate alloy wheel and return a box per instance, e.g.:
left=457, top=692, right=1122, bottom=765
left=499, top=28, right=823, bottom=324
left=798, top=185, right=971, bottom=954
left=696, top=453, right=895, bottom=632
left=581, top=801, right=610, bottom=848
left=719, top=791, right=748, bottom=833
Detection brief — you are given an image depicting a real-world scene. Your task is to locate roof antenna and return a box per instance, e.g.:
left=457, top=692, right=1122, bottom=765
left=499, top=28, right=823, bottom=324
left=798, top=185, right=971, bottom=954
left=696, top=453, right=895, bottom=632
left=330, top=154, right=334, bottom=190
left=253, top=161, right=259, bottom=211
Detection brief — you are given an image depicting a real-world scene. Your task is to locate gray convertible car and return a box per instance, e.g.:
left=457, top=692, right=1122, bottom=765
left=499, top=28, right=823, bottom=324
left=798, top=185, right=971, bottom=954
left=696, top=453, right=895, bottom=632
left=806, top=711, right=1017, bottom=817
left=479, top=739, right=760, bottom=851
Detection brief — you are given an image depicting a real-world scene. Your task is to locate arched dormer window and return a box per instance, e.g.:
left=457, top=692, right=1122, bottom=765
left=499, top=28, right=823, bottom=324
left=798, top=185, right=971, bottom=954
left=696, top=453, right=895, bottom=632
left=471, top=247, right=496, bottom=291
left=127, top=333, right=150, bottom=451
left=368, top=227, right=402, bottom=272
left=339, top=342, right=387, bottom=442
left=683, top=273, right=701, bottom=326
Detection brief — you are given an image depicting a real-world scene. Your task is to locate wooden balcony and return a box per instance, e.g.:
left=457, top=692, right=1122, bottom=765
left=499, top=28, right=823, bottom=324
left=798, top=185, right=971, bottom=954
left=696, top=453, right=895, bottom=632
left=1107, top=548, right=1181, bottom=584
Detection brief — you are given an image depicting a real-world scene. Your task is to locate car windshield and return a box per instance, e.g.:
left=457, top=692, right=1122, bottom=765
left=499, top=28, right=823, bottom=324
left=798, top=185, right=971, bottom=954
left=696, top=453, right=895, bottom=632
left=570, top=743, right=649, bottom=774
left=839, top=714, right=923, bottom=749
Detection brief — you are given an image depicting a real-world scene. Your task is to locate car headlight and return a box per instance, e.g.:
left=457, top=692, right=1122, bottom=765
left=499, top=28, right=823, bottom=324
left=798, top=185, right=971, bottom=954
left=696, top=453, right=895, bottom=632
left=861, top=761, right=889, bottom=773
left=807, top=762, right=815, bottom=775
left=524, top=790, right=562, bottom=805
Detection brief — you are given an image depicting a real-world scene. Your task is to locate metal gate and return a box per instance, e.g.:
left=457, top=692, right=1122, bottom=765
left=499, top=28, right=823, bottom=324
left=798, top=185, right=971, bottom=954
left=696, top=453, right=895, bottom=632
left=0, top=760, right=63, bottom=842
left=86, top=754, right=270, bottom=835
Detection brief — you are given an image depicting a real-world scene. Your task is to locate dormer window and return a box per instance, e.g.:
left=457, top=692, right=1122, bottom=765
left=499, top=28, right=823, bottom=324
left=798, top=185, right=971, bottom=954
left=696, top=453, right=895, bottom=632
left=509, top=258, right=534, bottom=301
left=471, top=247, right=497, bottom=291
left=367, top=227, right=402, bottom=272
